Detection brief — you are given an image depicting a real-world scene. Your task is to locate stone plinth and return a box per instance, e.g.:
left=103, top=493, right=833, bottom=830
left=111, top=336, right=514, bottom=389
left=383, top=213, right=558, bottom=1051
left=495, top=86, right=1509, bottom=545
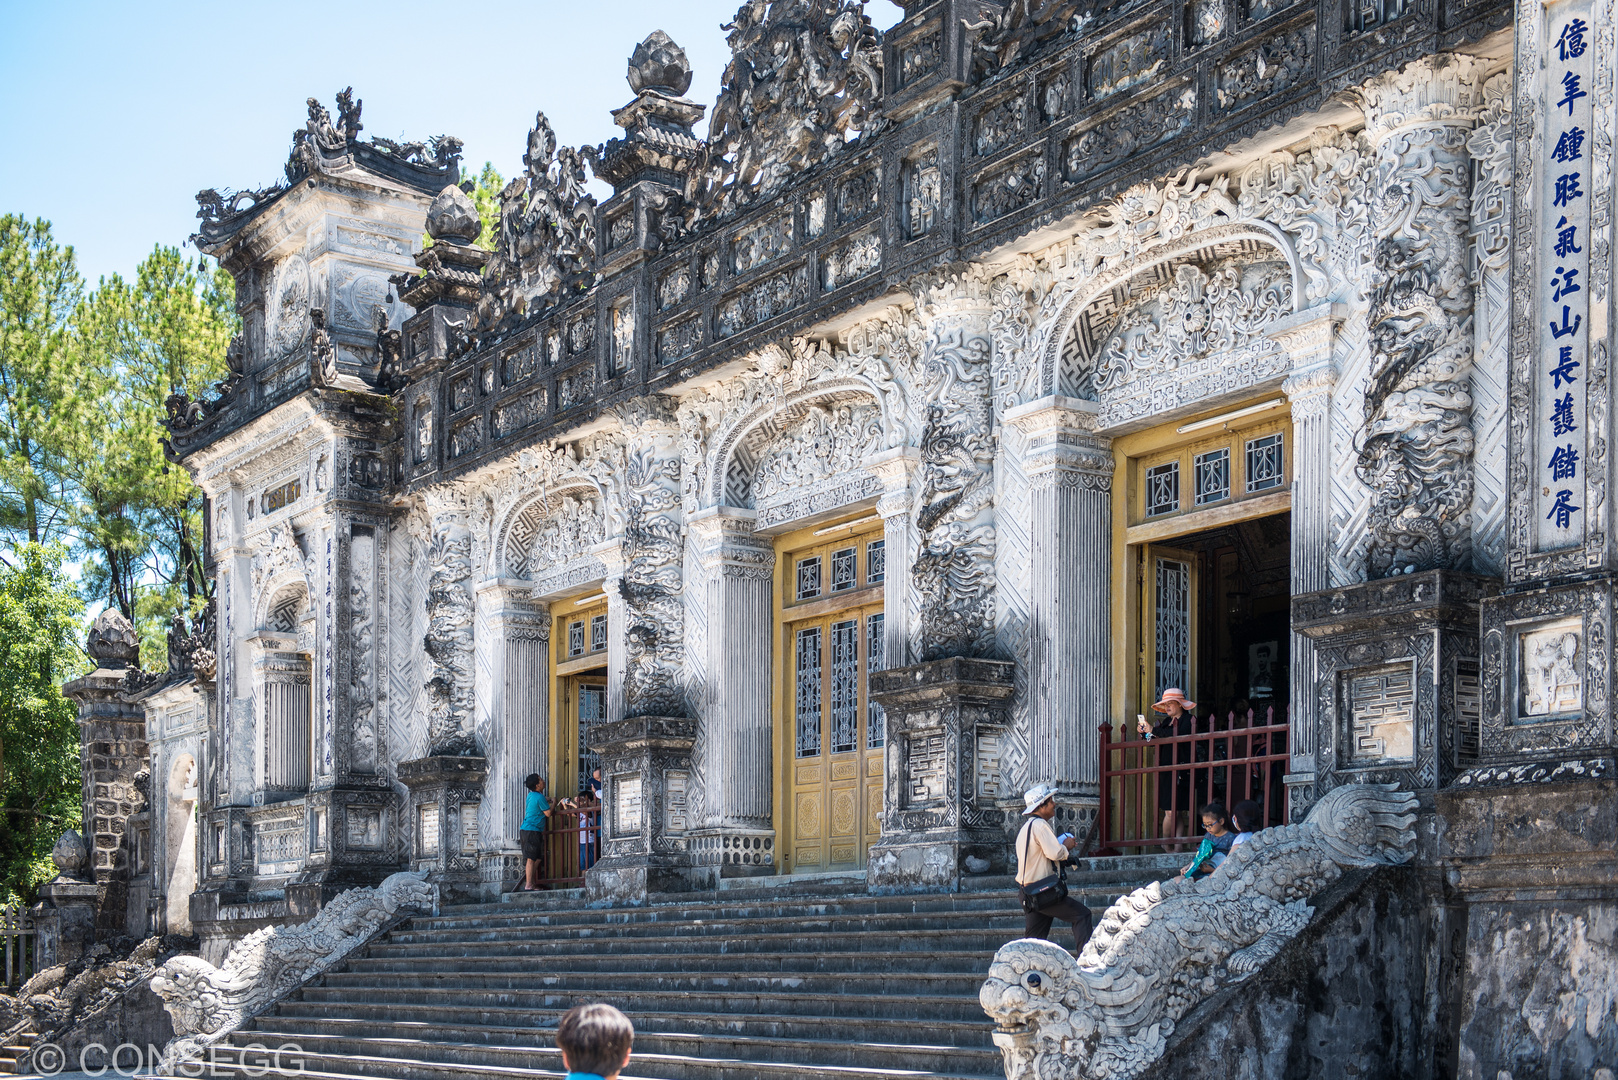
left=1293, top=571, right=1499, bottom=808
left=867, top=657, right=1015, bottom=893
left=585, top=716, right=697, bottom=903
left=31, top=831, right=99, bottom=966
left=398, top=755, right=488, bottom=904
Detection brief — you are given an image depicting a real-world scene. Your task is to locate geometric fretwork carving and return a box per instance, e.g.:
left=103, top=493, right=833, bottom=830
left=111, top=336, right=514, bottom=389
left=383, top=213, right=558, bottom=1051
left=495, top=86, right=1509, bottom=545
left=1346, top=664, right=1415, bottom=763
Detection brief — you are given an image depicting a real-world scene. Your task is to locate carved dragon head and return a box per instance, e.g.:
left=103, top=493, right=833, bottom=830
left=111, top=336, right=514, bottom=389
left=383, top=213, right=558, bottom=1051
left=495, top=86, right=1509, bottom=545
left=979, top=938, right=1103, bottom=1074
left=378, top=871, right=436, bottom=914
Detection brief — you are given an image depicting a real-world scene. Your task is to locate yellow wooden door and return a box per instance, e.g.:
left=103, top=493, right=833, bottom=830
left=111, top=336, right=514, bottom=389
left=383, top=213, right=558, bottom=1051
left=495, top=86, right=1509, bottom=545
left=787, top=603, right=886, bottom=871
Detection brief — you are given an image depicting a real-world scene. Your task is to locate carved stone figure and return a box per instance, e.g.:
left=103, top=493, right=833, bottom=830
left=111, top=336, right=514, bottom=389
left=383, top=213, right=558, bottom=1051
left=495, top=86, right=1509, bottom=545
left=685, top=0, right=885, bottom=224
left=150, top=872, right=434, bottom=1065
left=477, top=112, right=600, bottom=335
left=980, top=783, right=1419, bottom=1080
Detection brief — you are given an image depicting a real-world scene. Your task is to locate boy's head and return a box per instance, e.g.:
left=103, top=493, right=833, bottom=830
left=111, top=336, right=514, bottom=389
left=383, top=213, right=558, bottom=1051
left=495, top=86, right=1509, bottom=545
left=558, top=1003, right=633, bottom=1078
left=526, top=773, right=544, bottom=792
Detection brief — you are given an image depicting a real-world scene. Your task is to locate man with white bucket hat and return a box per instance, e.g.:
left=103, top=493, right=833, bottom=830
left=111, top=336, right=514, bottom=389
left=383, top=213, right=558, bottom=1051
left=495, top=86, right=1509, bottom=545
left=1013, top=782, right=1093, bottom=951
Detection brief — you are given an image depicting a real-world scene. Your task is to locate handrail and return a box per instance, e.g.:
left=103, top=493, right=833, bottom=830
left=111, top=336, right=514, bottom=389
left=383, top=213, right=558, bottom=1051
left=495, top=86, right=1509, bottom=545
left=1096, top=712, right=1290, bottom=856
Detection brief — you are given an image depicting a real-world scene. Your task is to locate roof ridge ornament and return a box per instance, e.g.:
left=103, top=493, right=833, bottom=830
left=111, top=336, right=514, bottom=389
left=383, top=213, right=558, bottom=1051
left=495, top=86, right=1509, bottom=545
left=682, top=0, right=887, bottom=227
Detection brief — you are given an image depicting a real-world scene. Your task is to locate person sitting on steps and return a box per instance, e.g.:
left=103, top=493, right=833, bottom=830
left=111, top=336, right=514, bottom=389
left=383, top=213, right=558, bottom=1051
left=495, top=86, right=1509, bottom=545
left=1014, top=782, right=1094, bottom=952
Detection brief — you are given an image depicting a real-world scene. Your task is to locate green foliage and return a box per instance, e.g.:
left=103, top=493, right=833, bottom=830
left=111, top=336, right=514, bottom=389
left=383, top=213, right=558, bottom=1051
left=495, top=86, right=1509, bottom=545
left=423, top=162, right=505, bottom=252
left=70, top=247, right=235, bottom=663
left=468, top=161, right=505, bottom=248
left=0, top=216, right=83, bottom=547
left=0, top=543, right=85, bottom=905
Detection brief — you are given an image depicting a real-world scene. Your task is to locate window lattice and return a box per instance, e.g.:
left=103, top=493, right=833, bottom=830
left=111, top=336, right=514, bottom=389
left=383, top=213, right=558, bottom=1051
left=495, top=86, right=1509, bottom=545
left=867, top=539, right=886, bottom=583
left=568, top=620, right=585, bottom=658
left=1245, top=433, right=1285, bottom=493
left=1145, top=462, right=1180, bottom=517
left=867, top=613, right=886, bottom=749
left=795, top=627, right=823, bottom=758
left=831, top=547, right=858, bottom=593
left=590, top=613, right=608, bottom=652
left=796, top=556, right=822, bottom=601
left=1194, top=448, right=1230, bottom=505
left=1155, top=557, right=1191, bottom=696
left=830, top=619, right=860, bottom=753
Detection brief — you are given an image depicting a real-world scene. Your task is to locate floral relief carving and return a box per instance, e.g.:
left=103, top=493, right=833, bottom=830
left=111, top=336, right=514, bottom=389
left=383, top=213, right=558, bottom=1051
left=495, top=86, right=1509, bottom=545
left=349, top=530, right=378, bottom=773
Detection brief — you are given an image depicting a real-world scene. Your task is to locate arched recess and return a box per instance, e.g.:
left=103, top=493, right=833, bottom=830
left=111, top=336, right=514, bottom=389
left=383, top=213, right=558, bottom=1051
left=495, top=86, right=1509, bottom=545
left=497, top=483, right=608, bottom=583
left=1042, top=224, right=1304, bottom=409
left=260, top=581, right=310, bottom=634
left=707, top=382, right=892, bottom=514
left=164, top=754, right=198, bottom=934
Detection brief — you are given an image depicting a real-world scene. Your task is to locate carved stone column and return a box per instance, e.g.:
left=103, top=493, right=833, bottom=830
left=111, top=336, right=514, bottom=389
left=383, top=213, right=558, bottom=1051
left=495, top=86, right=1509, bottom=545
left=419, top=496, right=478, bottom=757
left=246, top=632, right=312, bottom=796
left=1003, top=396, right=1112, bottom=816
left=867, top=277, right=1007, bottom=892
left=474, top=579, right=550, bottom=895
left=399, top=754, right=488, bottom=904
left=1270, top=303, right=1344, bottom=814
left=687, top=508, right=776, bottom=880
left=1355, top=54, right=1489, bottom=579
left=601, top=397, right=686, bottom=723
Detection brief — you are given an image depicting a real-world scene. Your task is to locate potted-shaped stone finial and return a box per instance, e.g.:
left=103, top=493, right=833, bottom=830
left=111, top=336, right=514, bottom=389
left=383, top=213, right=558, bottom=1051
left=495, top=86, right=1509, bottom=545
left=51, top=829, right=90, bottom=881
left=628, top=31, right=693, bottom=97
left=427, top=184, right=482, bottom=247
left=86, top=609, right=140, bottom=670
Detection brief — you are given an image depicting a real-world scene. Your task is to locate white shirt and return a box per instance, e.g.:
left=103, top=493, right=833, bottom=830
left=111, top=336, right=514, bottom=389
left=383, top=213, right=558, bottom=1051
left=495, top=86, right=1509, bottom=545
left=1015, top=816, right=1070, bottom=885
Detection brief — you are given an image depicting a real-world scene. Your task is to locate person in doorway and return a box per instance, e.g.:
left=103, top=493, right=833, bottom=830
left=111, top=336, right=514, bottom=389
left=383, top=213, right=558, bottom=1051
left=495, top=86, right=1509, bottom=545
left=1182, top=801, right=1235, bottom=881
left=556, top=1003, right=633, bottom=1080
left=520, top=773, right=552, bottom=891
left=1014, top=783, right=1093, bottom=952
left=589, top=767, right=603, bottom=801
left=562, top=785, right=601, bottom=872
left=1137, top=688, right=1196, bottom=850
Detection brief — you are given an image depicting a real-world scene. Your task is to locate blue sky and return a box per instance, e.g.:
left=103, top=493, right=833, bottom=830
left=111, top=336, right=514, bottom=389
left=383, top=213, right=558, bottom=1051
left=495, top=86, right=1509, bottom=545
left=0, top=0, right=838, bottom=284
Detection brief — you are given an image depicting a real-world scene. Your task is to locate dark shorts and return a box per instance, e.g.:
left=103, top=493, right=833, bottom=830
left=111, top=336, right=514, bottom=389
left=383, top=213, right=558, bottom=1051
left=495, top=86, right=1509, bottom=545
left=520, top=829, right=544, bottom=861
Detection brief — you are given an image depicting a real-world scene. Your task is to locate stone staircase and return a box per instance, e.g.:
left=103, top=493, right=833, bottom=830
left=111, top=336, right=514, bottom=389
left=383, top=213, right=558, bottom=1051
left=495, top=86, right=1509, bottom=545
left=0, top=1031, right=35, bottom=1075
left=217, top=855, right=1180, bottom=1080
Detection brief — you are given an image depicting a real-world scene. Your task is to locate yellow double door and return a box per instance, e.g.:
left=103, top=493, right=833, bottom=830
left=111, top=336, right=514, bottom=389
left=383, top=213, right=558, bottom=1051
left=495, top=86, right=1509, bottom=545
left=784, top=600, right=886, bottom=872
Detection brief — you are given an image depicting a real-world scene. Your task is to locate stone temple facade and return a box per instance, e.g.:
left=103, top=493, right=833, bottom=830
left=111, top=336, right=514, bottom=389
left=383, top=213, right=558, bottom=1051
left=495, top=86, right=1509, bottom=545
left=57, top=0, right=1615, bottom=1068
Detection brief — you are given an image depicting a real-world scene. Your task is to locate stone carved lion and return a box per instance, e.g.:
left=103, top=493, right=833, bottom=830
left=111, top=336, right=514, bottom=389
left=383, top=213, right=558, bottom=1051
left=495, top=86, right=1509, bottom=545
left=151, top=872, right=433, bottom=1067
left=980, top=783, right=1418, bottom=1080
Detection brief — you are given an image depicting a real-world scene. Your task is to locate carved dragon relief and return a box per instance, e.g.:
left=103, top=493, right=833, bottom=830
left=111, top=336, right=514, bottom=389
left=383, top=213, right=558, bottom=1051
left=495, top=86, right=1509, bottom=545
left=151, top=872, right=434, bottom=1068
left=980, top=783, right=1419, bottom=1080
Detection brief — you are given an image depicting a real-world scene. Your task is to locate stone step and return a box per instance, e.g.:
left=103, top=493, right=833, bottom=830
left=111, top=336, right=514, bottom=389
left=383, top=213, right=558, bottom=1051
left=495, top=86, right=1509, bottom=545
left=245, top=1010, right=996, bottom=1051
left=227, top=1026, right=1001, bottom=1075
left=300, top=966, right=988, bottom=1000
left=383, top=909, right=1036, bottom=945
left=413, top=893, right=1021, bottom=930
left=341, top=948, right=994, bottom=976
left=200, top=1048, right=998, bottom=1080
left=285, top=983, right=989, bottom=1023
left=363, top=926, right=1024, bottom=960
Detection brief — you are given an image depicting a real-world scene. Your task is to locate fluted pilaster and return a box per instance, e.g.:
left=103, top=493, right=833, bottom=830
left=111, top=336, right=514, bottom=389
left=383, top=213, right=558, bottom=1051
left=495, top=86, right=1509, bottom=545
left=1005, top=395, right=1113, bottom=799
left=475, top=579, right=550, bottom=848
left=688, top=508, right=776, bottom=832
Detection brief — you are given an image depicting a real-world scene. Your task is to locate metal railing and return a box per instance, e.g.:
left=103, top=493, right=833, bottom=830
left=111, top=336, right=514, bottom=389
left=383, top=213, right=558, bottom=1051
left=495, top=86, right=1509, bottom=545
left=1, top=903, right=36, bottom=988
left=1096, top=708, right=1290, bottom=855
left=534, top=806, right=601, bottom=888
